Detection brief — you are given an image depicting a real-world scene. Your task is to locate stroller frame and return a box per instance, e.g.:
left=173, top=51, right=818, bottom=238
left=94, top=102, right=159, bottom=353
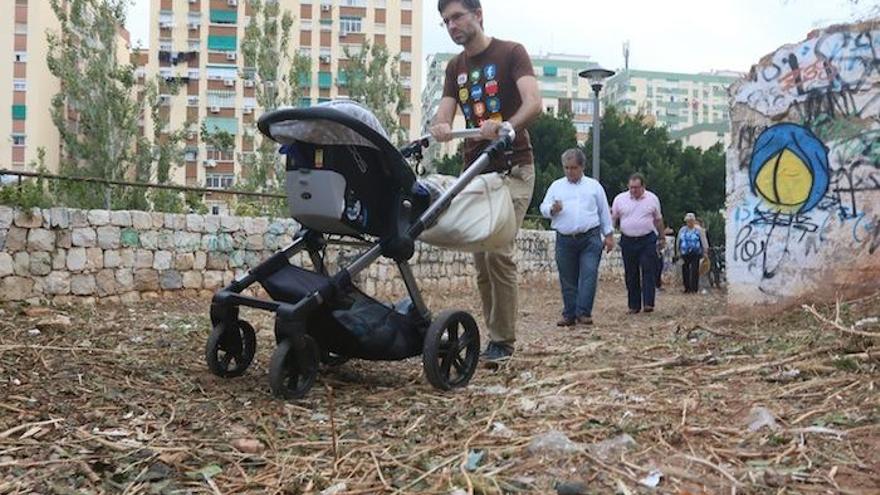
left=205, top=106, right=516, bottom=399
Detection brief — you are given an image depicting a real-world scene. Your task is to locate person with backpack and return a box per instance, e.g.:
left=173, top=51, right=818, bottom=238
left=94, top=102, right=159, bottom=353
left=676, top=212, right=709, bottom=293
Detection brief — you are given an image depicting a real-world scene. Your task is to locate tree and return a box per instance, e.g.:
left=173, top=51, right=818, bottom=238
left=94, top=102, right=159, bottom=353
left=527, top=112, right=578, bottom=214
left=143, top=77, right=189, bottom=212
left=580, top=106, right=727, bottom=245
left=47, top=0, right=145, bottom=208
left=237, top=0, right=311, bottom=197
left=341, top=41, right=409, bottom=144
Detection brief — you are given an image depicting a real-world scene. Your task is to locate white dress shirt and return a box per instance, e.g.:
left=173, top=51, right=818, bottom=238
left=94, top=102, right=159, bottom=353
left=539, top=176, right=613, bottom=236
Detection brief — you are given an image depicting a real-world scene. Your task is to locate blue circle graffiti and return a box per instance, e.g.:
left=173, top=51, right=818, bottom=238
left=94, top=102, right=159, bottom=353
left=748, top=123, right=830, bottom=214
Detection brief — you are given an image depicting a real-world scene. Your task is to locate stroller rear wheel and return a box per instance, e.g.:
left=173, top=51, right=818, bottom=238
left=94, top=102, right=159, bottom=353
left=422, top=310, right=480, bottom=390
left=205, top=320, right=257, bottom=378
left=269, top=335, right=319, bottom=400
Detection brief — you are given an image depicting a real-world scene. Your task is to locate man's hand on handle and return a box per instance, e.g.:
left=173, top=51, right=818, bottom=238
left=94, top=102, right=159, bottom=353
left=429, top=123, right=453, bottom=143
left=550, top=200, right=562, bottom=216
left=479, top=120, right=503, bottom=141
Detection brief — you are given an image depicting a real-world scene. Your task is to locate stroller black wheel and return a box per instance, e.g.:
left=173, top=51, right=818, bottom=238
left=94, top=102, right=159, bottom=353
left=205, top=320, right=257, bottom=378
left=422, top=310, right=480, bottom=390
left=269, top=335, right=319, bottom=400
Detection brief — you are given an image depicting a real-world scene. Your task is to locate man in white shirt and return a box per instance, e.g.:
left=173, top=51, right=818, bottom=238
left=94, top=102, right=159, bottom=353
left=540, top=149, right=615, bottom=326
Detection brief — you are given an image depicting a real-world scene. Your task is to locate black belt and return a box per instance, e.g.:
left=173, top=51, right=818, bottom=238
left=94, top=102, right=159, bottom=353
left=621, top=232, right=656, bottom=240
left=557, top=226, right=600, bottom=238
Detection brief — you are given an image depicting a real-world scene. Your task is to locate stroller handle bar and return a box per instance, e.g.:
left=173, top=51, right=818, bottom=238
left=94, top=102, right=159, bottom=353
left=401, top=122, right=516, bottom=158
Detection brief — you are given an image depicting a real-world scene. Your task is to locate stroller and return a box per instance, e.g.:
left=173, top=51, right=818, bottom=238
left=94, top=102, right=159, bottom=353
left=204, top=101, right=516, bottom=399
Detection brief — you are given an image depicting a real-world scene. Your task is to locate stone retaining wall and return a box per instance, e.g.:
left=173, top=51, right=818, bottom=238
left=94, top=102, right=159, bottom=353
left=0, top=206, right=630, bottom=304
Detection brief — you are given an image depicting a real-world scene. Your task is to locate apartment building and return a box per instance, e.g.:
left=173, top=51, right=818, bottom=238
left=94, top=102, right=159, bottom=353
left=421, top=52, right=598, bottom=160
left=147, top=0, right=422, bottom=193
left=1, top=0, right=132, bottom=173
left=602, top=69, right=741, bottom=150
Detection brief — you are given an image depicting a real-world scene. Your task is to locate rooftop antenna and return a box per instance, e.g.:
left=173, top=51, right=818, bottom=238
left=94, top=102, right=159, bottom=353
left=623, top=40, right=630, bottom=71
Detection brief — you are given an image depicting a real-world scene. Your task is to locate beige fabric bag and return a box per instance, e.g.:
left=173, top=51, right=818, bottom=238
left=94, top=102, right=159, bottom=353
left=419, top=173, right=517, bottom=252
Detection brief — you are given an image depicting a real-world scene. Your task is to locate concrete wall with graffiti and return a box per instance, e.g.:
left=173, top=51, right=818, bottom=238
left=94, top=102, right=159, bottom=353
left=727, top=20, right=880, bottom=309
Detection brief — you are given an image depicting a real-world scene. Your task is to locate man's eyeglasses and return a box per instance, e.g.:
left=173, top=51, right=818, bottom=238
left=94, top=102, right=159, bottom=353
left=439, top=10, right=472, bottom=27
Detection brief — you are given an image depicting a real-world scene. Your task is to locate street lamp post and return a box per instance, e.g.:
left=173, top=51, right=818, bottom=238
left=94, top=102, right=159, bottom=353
left=578, top=67, right=615, bottom=182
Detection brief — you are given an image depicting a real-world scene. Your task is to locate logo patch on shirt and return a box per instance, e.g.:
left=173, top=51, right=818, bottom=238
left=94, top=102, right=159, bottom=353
left=462, top=104, right=473, bottom=119
left=458, top=88, right=469, bottom=102
left=457, top=72, right=468, bottom=86
left=484, top=64, right=497, bottom=80
left=486, top=96, right=501, bottom=113
left=474, top=102, right=486, bottom=117
left=485, top=80, right=498, bottom=96
left=489, top=112, right=503, bottom=122
left=470, top=68, right=481, bottom=83
left=470, top=85, right=483, bottom=101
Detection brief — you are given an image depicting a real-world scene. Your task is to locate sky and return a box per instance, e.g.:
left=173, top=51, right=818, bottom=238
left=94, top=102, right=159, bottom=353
left=126, top=0, right=875, bottom=81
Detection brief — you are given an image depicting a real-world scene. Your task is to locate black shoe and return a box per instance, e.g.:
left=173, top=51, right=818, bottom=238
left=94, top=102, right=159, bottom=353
left=481, top=342, right=513, bottom=363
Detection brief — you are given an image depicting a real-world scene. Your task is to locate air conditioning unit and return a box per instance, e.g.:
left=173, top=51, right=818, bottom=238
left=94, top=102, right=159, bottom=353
left=188, top=0, right=197, bottom=3
left=225, top=52, right=237, bottom=61
left=210, top=106, right=220, bottom=113
left=339, top=31, right=348, bottom=37
left=204, top=159, right=217, bottom=168
left=243, top=107, right=253, bottom=114
left=321, top=4, right=331, bottom=11
left=243, top=79, right=254, bottom=88
left=187, top=96, right=199, bottom=106
left=188, top=22, right=199, bottom=29
left=319, top=55, right=331, bottom=63
left=159, top=21, right=173, bottom=29
left=223, top=79, right=235, bottom=87
left=227, top=0, right=237, bottom=6
left=158, top=95, right=171, bottom=106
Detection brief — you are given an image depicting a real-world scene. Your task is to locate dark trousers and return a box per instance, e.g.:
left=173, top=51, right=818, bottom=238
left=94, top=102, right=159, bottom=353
left=681, top=253, right=701, bottom=293
left=555, top=229, right=603, bottom=319
left=620, top=232, right=657, bottom=311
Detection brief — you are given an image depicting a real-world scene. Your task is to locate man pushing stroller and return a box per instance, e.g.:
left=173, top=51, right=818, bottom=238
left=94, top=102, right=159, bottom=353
left=430, top=0, right=542, bottom=363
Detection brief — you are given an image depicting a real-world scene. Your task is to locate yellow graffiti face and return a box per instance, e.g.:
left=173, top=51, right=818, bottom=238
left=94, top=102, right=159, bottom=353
left=754, top=148, right=814, bottom=211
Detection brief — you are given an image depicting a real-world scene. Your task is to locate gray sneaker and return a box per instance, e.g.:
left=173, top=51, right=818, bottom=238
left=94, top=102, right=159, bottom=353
left=481, top=342, right=513, bottom=363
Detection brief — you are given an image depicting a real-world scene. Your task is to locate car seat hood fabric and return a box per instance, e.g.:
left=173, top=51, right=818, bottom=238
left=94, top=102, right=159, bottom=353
left=268, top=100, right=389, bottom=150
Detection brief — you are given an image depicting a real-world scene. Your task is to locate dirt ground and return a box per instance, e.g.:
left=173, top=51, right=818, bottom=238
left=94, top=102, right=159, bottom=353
left=1, top=279, right=878, bottom=494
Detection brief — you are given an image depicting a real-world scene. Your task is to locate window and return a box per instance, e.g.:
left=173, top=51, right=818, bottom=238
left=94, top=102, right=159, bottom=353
left=12, top=135, right=26, bottom=146
left=14, top=52, right=27, bottom=63
left=341, top=0, right=366, bottom=6
left=206, top=148, right=235, bottom=161
left=205, top=174, right=234, bottom=189
left=210, top=9, right=238, bottom=24
left=207, top=90, right=237, bottom=108
left=212, top=206, right=221, bottom=215
left=158, top=39, right=173, bottom=51
left=318, top=72, right=332, bottom=89
left=184, top=148, right=198, bottom=161
left=13, top=80, right=26, bottom=92
left=339, top=16, right=362, bottom=34
left=15, top=23, right=27, bottom=34
left=572, top=99, right=593, bottom=115
left=206, top=65, right=238, bottom=80
left=298, top=47, right=312, bottom=57
left=207, top=35, right=237, bottom=51
left=301, top=19, right=313, bottom=31
left=187, top=39, right=201, bottom=51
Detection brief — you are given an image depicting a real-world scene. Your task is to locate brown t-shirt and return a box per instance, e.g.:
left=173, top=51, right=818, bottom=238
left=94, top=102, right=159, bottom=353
left=442, top=38, right=535, bottom=172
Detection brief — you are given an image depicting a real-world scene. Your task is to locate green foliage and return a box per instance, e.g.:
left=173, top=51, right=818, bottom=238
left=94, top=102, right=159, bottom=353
left=528, top=112, right=578, bottom=214
left=433, top=146, right=463, bottom=175
left=576, top=107, right=726, bottom=245
left=237, top=0, right=311, bottom=193
left=47, top=0, right=144, bottom=198
left=341, top=41, right=409, bottom=144
left=0, top=149, right=53, bottom=209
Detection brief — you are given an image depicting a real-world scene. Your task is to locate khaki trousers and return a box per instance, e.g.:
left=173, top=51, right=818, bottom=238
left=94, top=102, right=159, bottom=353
left=473, top=164, right=535, bottom=347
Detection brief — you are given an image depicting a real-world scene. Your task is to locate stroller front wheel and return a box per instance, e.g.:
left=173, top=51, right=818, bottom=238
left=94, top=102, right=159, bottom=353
left=205, top=320, right=257, bottom=378
left=269, top=335, right=319, bottom=400
left=422, top=310, right=481, bottom=391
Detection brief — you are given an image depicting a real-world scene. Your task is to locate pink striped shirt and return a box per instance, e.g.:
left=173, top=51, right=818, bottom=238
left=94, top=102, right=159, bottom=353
left=611, top=190, right=662, bottom=237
